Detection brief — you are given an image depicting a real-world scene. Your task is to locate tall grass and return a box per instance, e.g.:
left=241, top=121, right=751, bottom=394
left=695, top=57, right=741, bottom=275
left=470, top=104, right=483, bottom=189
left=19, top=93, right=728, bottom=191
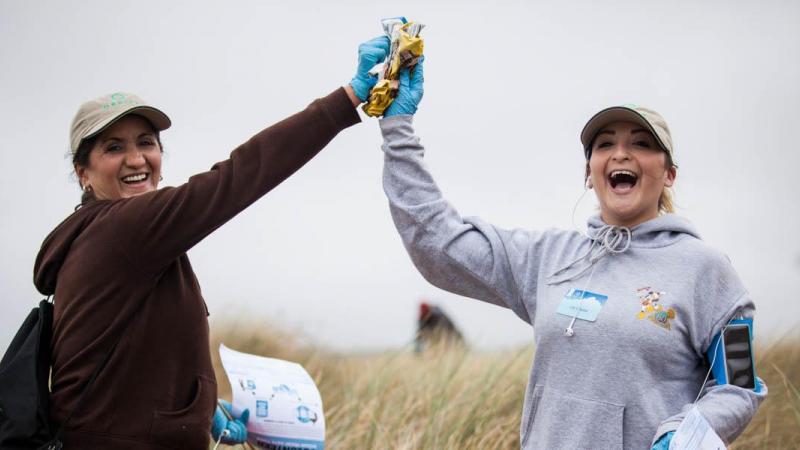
left=731, top=331, right=800, bottom=449
left=210, top=321, right=800, bottom=449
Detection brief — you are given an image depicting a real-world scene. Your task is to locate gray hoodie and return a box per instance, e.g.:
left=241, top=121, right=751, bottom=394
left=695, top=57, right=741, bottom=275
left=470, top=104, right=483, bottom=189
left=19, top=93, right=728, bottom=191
left=379, top=115, right=766, bottom=450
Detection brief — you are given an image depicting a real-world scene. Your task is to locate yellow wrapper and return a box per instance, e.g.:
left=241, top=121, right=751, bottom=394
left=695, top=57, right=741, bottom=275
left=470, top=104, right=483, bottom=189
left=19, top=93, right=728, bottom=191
left=363, top=22, right=424, bottom=117
left=362, top=79, right=397, bottom=117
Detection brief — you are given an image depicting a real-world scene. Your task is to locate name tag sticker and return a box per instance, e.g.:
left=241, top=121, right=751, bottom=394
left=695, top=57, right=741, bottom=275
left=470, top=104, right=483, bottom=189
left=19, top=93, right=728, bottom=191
left=556, top=288, right=608, bottom=322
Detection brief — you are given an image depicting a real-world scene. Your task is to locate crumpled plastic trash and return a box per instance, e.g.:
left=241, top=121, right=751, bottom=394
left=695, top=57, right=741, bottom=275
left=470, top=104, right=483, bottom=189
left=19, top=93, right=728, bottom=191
left=363, top=17, right=425, bottom=117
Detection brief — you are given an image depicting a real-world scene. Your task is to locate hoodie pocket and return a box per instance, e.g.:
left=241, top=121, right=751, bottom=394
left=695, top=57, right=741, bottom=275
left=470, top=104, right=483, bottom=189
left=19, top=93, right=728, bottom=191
left=520, top=384, right=543, bottom=448
left=150, top=375, right=216, bottom=449
left=521, top=385, right=624, bottom=450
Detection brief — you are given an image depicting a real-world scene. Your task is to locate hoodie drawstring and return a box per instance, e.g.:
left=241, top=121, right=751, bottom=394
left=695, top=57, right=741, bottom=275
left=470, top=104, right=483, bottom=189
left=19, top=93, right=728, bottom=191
left=547, top=225, right=632, bottom=285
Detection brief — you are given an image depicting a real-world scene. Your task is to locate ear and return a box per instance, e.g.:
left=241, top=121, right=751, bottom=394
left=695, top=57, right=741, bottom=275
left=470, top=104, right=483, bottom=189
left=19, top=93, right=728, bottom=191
left=74, top=164, right=89, bottom=190
left=664, top=165, right=677, bottom=187
left=584, top=163, right=592, bottom=189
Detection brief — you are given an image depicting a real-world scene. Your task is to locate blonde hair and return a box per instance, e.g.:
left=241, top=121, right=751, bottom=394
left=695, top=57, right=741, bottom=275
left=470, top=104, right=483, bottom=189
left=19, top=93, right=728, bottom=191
left=659, top=152, right=676, bottom=214
left=659, top=187, right=674, bottom=214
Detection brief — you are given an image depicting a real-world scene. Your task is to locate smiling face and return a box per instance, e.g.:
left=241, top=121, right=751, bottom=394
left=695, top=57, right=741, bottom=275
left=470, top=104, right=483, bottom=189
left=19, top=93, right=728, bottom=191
left=588, top=121, right=676, bottom=228
left=75, top=115, right=162, bottom=200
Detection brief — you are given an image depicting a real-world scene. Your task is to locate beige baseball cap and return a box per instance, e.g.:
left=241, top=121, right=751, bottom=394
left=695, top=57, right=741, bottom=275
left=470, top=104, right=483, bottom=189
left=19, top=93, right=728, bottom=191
left=580, top=104, right=676, bottom=166
left=70, top=92, right=171, bottom=154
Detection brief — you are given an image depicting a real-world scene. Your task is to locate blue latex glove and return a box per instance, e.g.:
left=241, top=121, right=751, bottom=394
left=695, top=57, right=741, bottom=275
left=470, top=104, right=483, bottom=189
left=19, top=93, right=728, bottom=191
left=651, top=431, right=675, bottom=450
left=350, top=36, right=391, bottom=102
left=384, top=57, right=424, bottom=117
left=211, top=399, right=250, bottom=444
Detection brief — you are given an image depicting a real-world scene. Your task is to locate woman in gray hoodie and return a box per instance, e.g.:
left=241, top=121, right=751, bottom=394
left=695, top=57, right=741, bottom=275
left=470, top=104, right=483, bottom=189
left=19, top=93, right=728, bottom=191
left=377, top=60, right=766, bottom=449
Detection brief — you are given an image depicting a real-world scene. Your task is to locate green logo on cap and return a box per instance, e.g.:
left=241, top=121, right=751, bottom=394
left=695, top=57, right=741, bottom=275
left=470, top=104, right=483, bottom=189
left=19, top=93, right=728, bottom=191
left=102, top=93, right=139, bottom=109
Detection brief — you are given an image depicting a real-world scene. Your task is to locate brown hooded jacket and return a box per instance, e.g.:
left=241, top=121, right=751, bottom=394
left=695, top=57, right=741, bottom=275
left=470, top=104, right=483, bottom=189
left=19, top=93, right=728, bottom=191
left=33, top=88, right=359, bottom=449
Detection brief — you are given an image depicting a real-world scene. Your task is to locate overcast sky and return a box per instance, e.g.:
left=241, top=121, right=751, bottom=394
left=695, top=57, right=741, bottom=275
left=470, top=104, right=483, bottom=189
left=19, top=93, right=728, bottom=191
left=2, top=0, right=799, bottom=353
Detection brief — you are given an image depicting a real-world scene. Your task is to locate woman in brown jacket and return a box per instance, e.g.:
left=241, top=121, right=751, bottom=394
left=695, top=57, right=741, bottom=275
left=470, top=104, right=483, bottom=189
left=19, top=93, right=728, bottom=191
left=33, top=36, right=390, bottom=449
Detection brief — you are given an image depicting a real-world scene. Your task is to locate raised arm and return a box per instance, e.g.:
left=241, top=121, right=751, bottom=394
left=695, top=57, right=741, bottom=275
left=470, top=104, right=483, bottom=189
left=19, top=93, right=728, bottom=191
left=102, top=37, right=395, bottom=274
left=380, top=61, right=548, bottom=324
left=111, top=88, right=359, bottom=273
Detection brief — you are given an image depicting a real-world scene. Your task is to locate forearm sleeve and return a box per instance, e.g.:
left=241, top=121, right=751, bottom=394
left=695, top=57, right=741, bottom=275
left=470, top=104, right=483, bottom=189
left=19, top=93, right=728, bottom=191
left=380, top=115, right=545, bottom=323
left=116, top=88, right=360, bottom=272
left=653, top=299, right=767, bottom=445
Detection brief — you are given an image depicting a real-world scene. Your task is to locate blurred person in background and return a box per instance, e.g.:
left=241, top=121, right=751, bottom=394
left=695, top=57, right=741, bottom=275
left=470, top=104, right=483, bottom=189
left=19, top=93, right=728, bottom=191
left=376, top=53, right=766, bottom=448
left=32, top=36, right=390, bottom=449
left=415, top=300, right=465, bottom=353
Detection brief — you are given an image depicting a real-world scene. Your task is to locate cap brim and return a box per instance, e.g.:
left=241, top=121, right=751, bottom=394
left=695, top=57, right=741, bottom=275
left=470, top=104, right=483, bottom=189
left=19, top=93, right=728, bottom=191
left=580, top=107, right=668, bottom=158
left=84, top=105, right=172, bottom=142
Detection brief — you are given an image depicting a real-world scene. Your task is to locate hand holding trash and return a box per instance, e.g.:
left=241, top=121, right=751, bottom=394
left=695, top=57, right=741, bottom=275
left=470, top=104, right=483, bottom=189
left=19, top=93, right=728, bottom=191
left=362, top=17, right=425, bottom=117
left=350, top=36, right=391, bottom=102
left=384, top=57, right=424, bottom=117
left=211, top=399, right=250, bottom=445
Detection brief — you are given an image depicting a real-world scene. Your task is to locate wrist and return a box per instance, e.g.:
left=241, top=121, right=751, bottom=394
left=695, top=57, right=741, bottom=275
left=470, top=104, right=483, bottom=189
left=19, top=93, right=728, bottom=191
left=344, top=84, right=362, bottom=107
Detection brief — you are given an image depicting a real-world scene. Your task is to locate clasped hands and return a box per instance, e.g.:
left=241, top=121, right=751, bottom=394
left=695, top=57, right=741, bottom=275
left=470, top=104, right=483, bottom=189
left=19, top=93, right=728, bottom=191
left=349, top=36, right=424, bottom=116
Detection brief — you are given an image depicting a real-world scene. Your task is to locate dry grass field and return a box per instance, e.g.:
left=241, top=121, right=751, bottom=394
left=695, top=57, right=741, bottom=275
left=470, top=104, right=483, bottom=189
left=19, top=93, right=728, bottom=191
left=210, top=322, right=800, bottom=450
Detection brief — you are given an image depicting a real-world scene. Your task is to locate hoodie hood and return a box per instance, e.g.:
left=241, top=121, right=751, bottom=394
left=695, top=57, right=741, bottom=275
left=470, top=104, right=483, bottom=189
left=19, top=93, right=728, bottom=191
left=34, top=203, right=103, bottom=296
left=547, top=213, right=701, bottom=285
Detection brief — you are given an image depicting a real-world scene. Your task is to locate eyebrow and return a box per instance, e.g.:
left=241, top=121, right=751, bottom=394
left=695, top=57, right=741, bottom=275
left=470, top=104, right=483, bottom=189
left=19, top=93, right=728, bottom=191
left=597, top=128, right=651, bottom=137
left=100, top=132, right=155, bottom=143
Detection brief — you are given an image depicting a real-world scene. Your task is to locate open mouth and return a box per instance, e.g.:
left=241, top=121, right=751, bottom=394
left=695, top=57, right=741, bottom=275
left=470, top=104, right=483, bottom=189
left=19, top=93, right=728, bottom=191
left=121, top=173, right=149, bottom=184
left=608, top=170, right=638, bottom=191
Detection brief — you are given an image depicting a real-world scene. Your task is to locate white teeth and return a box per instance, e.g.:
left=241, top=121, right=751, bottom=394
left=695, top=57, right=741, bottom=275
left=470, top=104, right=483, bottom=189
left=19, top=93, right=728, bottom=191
left=122, top=173, right=147, bottom=182
left=610, top=170, right=637, bottom=178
